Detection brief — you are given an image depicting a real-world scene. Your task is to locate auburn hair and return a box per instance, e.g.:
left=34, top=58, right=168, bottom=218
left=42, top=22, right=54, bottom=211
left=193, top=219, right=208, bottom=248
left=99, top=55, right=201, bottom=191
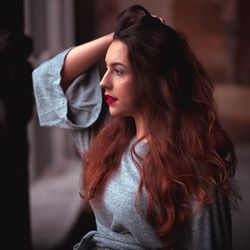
left=82, top=5, right=238, bottom=247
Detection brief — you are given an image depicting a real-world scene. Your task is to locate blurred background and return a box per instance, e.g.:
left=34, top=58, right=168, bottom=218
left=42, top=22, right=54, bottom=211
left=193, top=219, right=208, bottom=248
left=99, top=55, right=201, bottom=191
left=1, top=0, right=249, bottom=249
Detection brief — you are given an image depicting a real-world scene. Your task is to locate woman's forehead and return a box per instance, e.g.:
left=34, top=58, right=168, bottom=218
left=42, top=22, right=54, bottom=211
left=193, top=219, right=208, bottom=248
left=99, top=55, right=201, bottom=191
left=105, top=40, right=129, bottom=67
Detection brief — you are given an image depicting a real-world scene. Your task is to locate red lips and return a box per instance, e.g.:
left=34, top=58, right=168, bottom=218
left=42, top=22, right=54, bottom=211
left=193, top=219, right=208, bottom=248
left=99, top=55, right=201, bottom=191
left=105, top=94, right=118, bottom=105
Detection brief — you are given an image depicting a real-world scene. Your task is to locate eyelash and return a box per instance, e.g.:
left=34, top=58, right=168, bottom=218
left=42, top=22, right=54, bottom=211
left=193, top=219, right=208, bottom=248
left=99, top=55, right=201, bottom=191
left=114, top=68, right=123, bottom=75
left=105, top=65, right=124, bottom=76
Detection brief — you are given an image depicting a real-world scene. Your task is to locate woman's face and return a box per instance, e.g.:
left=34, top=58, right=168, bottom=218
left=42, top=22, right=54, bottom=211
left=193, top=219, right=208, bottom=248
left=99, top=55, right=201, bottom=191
left=100, top=40, right=139, bottom=118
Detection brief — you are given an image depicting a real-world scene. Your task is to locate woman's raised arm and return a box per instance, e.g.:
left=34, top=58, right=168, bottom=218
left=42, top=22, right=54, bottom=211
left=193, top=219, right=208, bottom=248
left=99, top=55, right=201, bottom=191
left=61, top=32, right=113, bottom=91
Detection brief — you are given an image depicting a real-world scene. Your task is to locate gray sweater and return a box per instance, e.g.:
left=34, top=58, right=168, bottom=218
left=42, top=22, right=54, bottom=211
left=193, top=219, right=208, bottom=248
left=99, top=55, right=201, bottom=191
left=32, top=49, right=233, bottom=250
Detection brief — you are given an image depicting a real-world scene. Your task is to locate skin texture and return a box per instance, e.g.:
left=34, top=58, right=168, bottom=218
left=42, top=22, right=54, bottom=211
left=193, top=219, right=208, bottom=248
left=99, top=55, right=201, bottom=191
left=100, top=40, right=146, bottom=138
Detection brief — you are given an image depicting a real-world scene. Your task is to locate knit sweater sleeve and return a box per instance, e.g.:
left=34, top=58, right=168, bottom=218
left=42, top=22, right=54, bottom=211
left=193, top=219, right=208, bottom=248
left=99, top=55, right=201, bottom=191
left=32, top=48, right=102, bottom=130
left=174, top=190, right=232, bottom=250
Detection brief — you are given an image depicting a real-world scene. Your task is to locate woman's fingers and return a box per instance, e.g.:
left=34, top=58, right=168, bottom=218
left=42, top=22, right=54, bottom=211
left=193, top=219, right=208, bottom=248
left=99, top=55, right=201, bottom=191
left=152, top=15, right=165, bottom=24
left=159, top=17, right=165, bottom=24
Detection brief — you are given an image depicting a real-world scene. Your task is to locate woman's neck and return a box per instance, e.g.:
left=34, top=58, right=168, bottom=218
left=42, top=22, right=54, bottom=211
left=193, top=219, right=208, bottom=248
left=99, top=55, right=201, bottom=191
left=133, top=114, right=147, bottom=140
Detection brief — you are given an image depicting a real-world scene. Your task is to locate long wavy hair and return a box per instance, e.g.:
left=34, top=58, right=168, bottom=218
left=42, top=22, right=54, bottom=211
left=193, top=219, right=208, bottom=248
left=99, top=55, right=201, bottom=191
left=82, top=5, right=238, bottom=247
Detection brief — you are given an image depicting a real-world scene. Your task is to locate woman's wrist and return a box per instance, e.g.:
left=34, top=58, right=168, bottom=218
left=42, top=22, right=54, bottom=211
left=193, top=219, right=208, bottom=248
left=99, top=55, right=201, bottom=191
left=61, top=32, right=114, bottom=90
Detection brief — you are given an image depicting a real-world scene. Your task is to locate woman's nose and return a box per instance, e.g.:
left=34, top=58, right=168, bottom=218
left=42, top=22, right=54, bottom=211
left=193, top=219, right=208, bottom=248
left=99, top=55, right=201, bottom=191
left=99, top=71, right=112, bottom=89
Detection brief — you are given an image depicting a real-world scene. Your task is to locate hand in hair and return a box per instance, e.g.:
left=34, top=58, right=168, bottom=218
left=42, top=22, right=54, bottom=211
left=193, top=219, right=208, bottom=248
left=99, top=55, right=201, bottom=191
left=152, top=15, right=165, bottom=24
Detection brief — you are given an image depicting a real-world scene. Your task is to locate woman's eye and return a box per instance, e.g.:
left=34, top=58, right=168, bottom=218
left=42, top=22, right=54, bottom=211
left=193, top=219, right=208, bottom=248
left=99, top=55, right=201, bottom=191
left=114, top=68, right=123, bottom=75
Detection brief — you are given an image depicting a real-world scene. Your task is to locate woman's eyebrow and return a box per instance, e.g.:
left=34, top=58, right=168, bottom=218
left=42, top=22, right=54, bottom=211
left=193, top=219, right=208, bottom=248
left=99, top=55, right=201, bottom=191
left=106, top=61, right=129, bottom=69
left=112, top=62, right=128, bottom=68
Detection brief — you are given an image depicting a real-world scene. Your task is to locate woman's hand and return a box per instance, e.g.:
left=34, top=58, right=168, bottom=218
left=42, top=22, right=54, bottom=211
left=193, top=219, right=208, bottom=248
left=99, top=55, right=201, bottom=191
left=152, top=15, right=165, bottom=24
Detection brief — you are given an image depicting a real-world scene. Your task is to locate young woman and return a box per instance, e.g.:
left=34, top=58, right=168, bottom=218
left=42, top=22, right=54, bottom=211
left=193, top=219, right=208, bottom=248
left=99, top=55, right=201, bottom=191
left=33, top=5, right=239, bottom=250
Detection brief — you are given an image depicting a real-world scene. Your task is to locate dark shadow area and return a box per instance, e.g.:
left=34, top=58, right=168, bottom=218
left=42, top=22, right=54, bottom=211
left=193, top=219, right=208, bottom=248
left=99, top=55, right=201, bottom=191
left=1, top=1, right=34, bottom=249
